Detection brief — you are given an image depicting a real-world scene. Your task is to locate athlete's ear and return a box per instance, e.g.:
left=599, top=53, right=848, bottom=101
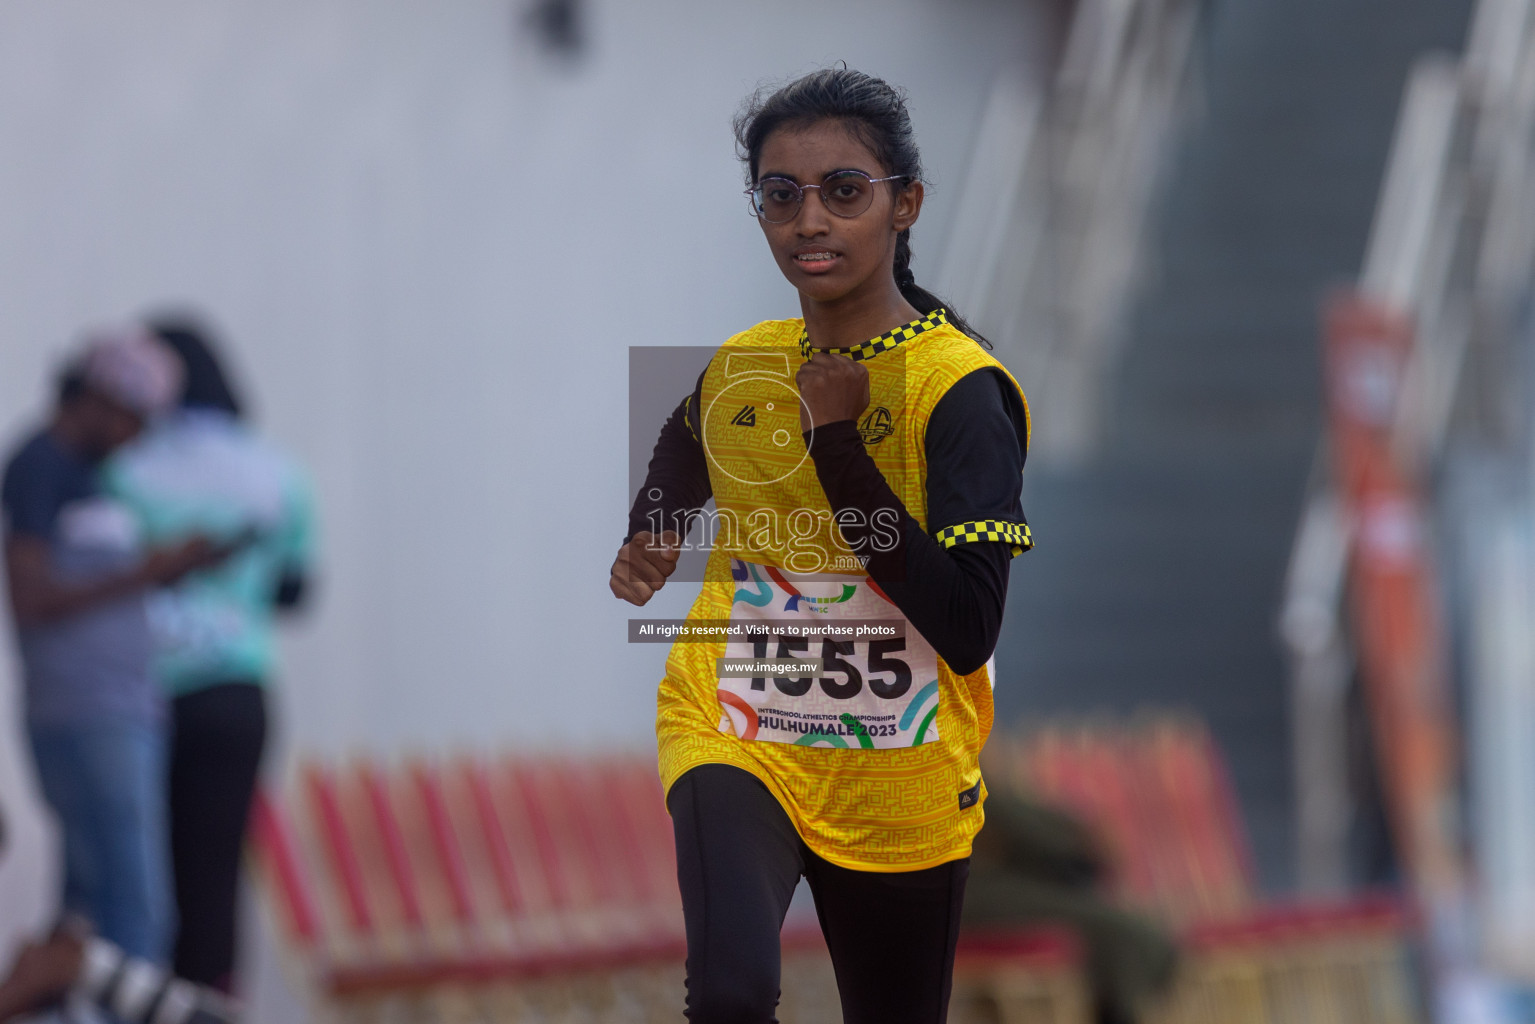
left=892, top=179, right=923, bottom=232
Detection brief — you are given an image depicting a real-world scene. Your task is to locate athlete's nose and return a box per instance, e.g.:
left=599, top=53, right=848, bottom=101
left=795, top=187, right=834, bottom=237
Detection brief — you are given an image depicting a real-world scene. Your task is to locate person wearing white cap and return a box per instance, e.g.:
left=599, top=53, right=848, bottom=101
left=1, top=326, right=232, bottom=964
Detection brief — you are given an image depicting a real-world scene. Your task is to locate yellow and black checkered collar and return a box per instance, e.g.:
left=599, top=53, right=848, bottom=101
left=798, top=309, right=948, bottom=362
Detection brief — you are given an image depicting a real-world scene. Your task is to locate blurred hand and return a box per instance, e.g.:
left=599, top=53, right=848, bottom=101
left=141, top=535, right=236, bottom=586
left=0, top=932, right=83, bottom=1016
left=610, top=531, right=681, bottom=606
left=795, top=352, right=870, bottom=433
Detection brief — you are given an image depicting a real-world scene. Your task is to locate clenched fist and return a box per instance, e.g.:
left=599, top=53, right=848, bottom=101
left=795, top=351, right=870, bottom=433
left=609, top=530, right=682, bottom=606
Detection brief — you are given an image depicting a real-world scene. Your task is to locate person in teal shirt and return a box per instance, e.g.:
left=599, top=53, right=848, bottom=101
left=104, top=316, right=316, bottom=993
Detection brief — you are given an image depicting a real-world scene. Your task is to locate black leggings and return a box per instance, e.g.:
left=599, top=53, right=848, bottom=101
left=668, top=764, right=969, bottom=1024
left=168, top=682, right=268, bottom=991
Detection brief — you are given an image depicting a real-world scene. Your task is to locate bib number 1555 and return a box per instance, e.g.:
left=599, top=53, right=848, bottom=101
left=749, top=634, right=912, bottom=700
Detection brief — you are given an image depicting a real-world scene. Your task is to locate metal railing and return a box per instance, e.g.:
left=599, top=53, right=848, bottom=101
left=935, top=0, right=1203, bottom=465
left=1282, top=0, right=1535, bottom=904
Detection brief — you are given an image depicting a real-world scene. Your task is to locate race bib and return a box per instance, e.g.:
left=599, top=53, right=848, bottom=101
left=716, top=559, right=941, bottom=749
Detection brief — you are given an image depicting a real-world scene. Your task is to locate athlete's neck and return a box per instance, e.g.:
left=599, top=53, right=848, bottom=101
left=800, top=285, right=922, bottom=352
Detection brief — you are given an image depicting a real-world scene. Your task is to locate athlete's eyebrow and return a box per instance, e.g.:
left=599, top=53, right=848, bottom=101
left=756, top=166, right=877, bottom=183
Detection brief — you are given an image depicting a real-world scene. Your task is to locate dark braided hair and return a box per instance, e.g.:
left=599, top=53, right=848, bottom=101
left=147, top=314, right=245, bottom=419
left=734, top=68, right=990, bottom=348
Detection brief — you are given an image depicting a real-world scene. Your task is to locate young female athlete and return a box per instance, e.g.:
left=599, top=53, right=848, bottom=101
left=609, top=68, right=1031, bottom=1023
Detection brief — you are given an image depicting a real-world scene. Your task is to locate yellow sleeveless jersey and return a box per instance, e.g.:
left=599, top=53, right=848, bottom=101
left=656, top=310, right=1031, bottom=871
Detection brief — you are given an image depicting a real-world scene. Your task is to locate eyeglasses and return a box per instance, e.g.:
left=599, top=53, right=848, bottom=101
left=745, top=170, right=910, bottom=224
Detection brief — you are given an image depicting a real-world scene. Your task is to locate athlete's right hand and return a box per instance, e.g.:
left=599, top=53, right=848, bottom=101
left=609, top=531, right=682, bottom=606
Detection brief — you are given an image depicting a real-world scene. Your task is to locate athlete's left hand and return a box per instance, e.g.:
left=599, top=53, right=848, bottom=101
left=796, top=352, right=869, bottom=433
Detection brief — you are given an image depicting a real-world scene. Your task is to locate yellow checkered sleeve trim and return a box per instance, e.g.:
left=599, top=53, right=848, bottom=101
left=935, top=519, right=1033, bottom=557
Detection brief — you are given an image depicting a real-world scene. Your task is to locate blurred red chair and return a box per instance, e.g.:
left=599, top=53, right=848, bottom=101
left=953, top=715, right=1421, bottom=1024
left=249, top=753, right=698, bottom=1020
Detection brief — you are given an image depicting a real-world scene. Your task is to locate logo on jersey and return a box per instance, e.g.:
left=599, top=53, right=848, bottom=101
left=733, top=561, right=858, bottom=614
left=731, top=405, right=757, bottom=427
left=859, top=406, right=894, bottom=445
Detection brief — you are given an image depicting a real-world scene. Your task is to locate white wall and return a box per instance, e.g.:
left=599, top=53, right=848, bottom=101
left=0, top=0, right=1039, bottom=991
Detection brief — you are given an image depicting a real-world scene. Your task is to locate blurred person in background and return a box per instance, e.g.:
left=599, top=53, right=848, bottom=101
left=105, top=314, right=316, bottom=994
left=1, top=329, right=225, bottom=964
left=0, top=801, right=240, bottom=1024
left=0, top=927, right=239, bottom=1024
left=962, top=789, right=1178, bottom=1024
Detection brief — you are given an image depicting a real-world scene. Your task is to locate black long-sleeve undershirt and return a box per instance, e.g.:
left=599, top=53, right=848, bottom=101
left=803, top=420, right=1012, bottom=675
left=625, top=367, right=1028, bottom=675
left=625, top=387, right=711, bottom=544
